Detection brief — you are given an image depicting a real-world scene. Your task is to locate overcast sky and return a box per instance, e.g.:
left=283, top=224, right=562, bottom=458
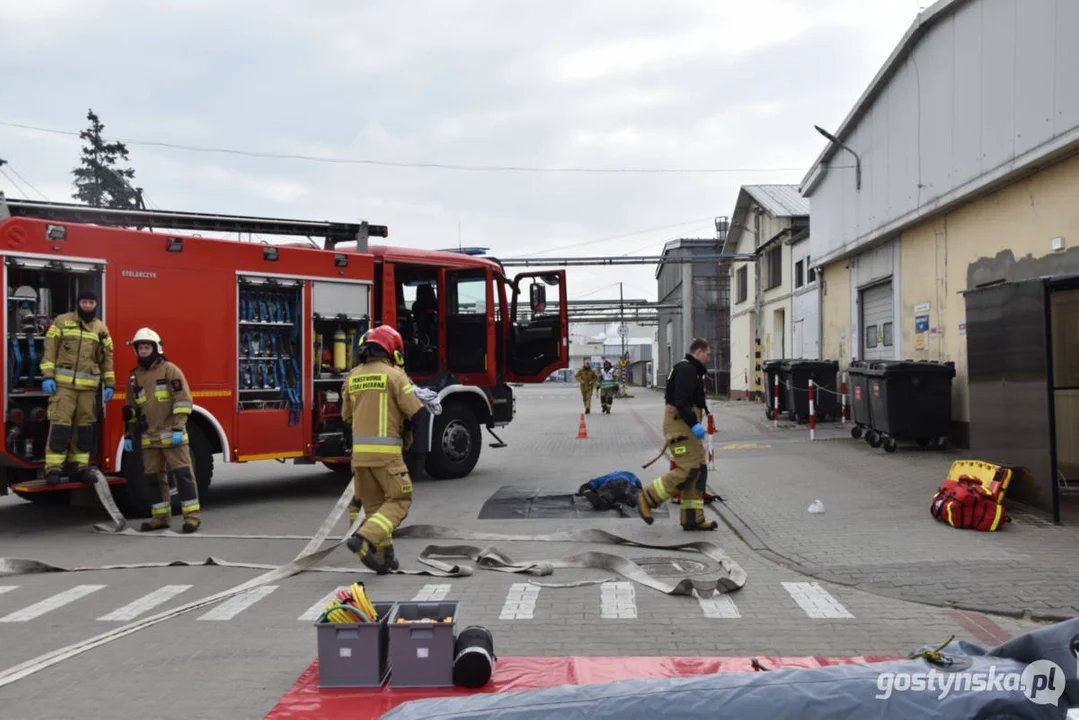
left=0, top=0, right=921, bottom=307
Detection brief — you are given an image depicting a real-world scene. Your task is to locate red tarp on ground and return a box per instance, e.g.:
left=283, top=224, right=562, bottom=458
left=265, top=655, right=899, bottom=720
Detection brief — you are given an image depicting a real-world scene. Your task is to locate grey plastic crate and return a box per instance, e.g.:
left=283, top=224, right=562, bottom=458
left=315, top=601, right=396, bottom=688
left=387, top=600, right=459, bottom=688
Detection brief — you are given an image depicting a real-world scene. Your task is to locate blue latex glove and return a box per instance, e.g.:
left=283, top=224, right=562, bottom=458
left=42, top=378, right=56, bottom=394
left=103, top=387, right=114, bottom=403
left=691, top=423, right=706, bottom=440
left=171, top=430, right=185, bottom=446
left=123, top=438, right=134, bottom=453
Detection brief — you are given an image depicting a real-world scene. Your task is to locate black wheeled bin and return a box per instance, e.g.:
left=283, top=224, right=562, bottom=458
left=780, top=359, right=840, bottom=423
left=864, top=360, right=955, bottom=453
left=846, top=361, right=872, bottom=439
left=761, top=359, right=786, bottom=420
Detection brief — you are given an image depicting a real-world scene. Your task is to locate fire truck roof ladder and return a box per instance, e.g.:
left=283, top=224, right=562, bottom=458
left=0, top=193, right=387, bottom=251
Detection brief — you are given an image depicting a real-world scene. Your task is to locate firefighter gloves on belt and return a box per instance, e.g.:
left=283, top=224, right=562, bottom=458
left=415, top=386, right=442, bottom=415
left=42, top=379, right=56, bottom=394
left=171, top=430, right=184, bottom=446
left=691, top=423, right=706, bottom=440
left=103, top=387, right=114, bottom=403
left=123, top=438, right=134, bottom=453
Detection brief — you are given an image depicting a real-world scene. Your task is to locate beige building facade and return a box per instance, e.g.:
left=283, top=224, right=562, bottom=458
left=804, top=0, right=1079, bottom=447
left=724, top=185, right=810, bottom=401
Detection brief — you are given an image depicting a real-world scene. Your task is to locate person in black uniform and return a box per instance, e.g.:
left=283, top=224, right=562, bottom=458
left=637, top=338, right=717, bottom=530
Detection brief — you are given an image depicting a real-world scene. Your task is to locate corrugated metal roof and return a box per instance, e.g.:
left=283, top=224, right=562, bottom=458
left=742, top=185, right=810, bottom=218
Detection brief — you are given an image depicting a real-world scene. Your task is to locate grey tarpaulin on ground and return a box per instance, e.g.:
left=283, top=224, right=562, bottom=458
left=379, top=618, right=1079, bottom=720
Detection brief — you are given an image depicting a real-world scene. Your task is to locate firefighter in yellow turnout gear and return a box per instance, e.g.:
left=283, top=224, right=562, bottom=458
left=574, top=359, right=598, bottom=413
left=122, top=328, right=202, bottom=533
left=342, top=325, right=424, bottom=574
left=638, top=338, right=718, bottom=531
left=40, top=289, right=116, bottom=485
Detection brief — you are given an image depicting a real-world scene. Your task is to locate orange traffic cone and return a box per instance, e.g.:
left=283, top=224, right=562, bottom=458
left=576, top=413, right=590, bottom=439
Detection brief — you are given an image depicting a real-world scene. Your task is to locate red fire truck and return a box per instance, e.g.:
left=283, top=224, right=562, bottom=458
left=0, top=194, right=568, bottom=515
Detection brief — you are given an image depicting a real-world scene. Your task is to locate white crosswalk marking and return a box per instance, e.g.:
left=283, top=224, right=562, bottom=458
left=600, top=582, right=637, bottom=619
left=781, top=582, right=854, bottom=619
left=298, top=587, right=348, bottom=622
left=499, top=583, right=540, bottom=620
left=196, top=586, right=278, bottom=621
left=695, top=590, right=741, bottom=619
left=0, top=585, right=106, bottom=623
left=412, top=584, right=452, bottom=602
left=98, top=585, right=192, bottom=622
left=0, top=586, right=18, bottom=596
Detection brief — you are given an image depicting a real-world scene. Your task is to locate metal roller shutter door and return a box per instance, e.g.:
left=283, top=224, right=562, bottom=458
left=860, top=281, right=895, bottom=361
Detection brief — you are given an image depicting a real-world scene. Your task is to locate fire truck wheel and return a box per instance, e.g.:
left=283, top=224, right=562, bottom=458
left=426, top=402, right=481, bottom=480
left=120, top=423, right=214, bottom=517
left=322, top=461, right=351, bottom=476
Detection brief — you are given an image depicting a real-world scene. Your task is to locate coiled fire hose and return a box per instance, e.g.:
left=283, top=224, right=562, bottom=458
left=318, top=582, right=379, bottom=624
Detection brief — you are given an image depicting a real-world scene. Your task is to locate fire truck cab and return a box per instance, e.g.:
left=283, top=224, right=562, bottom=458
left=0, top=194, right=568, bottom=515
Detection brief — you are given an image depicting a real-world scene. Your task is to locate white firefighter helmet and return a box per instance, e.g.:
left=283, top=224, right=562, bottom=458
left=128, top=327, right=163, bottom=354
left=12, top=286, right=36, bottom=304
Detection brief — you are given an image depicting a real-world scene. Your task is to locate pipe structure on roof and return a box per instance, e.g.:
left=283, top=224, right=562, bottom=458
left=499, top=253, right=753, bottom=267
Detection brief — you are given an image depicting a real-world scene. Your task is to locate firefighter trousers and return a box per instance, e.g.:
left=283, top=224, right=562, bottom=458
left=580, top=386, right=593, bottom=412
left=353, top=458, right=413, bottom=553
left=641, top=411, right=713, bottom=529
left=142, top=444, right=200, bottom=527
left=44, top=386, right=97, bottom=473
left=600, top=388, right=616, bottom=413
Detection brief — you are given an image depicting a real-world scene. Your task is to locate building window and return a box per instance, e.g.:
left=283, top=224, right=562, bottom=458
left=766, top=248, right=782, bottom=290
left=736, top=266, right=748, bottom=304
left=882, top=322, right=893, bottom=347
left=865, top=325, right=878, bottom=348
left=806, top=255, right=816, bottom=284
left=794, top=260, right=804, bottom=289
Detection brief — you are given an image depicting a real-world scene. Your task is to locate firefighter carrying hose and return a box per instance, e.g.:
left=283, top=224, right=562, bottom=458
left=574, top=359, right=598, bottom=414
left=122, top=328, right=201, bottom=533
left=598, top=359, right=617, bottom=414
left=40, top=289, right=115, bottom=485
left=637, top=338, right=717, bottom=531
left=342, top=325, right=424, bottom=575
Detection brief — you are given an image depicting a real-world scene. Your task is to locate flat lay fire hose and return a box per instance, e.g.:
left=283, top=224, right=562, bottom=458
left=0, top=468, right=747, bottom=690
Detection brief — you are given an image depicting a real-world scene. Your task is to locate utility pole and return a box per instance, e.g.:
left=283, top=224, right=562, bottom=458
left=618, top=282, right=627, bottom=398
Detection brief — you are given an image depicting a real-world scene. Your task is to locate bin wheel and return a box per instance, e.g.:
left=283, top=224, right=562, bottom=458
left=765, top=407, right=774, bottom=420
left=851, top=426, right=863, bottom=439
left=915, top=437, right=930, bottom=448
left=883, top=437, right=897, bottom=453
left=867, top=430, right=882, bottom=448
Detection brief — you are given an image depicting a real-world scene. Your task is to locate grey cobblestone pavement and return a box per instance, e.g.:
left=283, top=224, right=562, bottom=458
left=708, top=397, right=1079, bottom=621
left=0, top=383, right=1058, bottom=719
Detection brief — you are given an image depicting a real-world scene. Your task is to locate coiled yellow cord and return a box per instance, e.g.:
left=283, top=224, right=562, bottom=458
left=318, top=582, right=378, bottom=624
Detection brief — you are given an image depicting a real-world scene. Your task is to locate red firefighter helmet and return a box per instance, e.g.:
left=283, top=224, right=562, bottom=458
left=360, top=325, right=405, bottom=366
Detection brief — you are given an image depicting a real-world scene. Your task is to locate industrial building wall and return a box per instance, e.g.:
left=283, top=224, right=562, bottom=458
left=807, top=0, right=1079, bottom=267
left=898, top=151, right=1079, bottom=444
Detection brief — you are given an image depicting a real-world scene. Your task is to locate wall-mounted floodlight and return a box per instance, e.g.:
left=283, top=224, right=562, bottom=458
left=814, top=125, right=861, bottom=191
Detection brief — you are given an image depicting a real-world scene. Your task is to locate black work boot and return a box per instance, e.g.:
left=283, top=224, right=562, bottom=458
left=347, top=534, right=389, bottom=575
left=681, top=513, right=718, bottom=532
left=44, top=470, right=62, bottom=487
left=382, top=544, right=400, bottom=572
left=140, top=519, right=170, bottom=532
left=636, top=491, right=654, bottom=525
left=182, top=521, right=200, bottom=534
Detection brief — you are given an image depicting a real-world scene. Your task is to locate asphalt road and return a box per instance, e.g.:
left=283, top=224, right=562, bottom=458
left=0, top=383, right=1043, bottom=719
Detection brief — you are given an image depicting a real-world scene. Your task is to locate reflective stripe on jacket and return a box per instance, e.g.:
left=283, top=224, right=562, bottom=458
left=40, top=312, right=115, bottom=390
left=340, top=357, right=424, bottom=467
left=124, top=357, right=194, bottom=446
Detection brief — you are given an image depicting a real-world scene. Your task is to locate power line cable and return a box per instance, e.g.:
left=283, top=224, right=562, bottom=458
left=0, top=119, right=845, bottom=175
left=502, top=216, right=718, bottom=259
left=2, top=162, right=49, bottom=200
left=0, top=165, right=28, bottom=199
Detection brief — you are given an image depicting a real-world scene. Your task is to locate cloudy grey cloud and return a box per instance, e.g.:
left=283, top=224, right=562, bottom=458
left=0, top=0, right=919, bottom=303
